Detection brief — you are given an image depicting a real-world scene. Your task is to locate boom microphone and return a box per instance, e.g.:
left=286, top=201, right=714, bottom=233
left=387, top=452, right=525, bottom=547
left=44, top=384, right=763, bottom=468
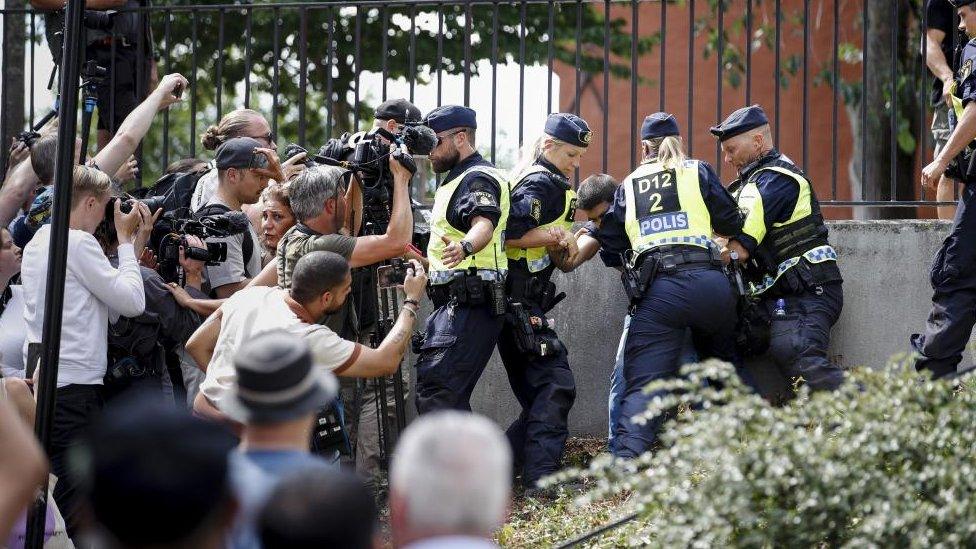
left=402, top=124, right=437, bottom=156
left=199, top=211, right=251, bottom=235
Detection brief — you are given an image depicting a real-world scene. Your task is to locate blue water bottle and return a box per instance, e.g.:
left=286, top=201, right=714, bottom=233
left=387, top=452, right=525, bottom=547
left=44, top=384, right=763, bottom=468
left=773, top=298, right=787, bottom=317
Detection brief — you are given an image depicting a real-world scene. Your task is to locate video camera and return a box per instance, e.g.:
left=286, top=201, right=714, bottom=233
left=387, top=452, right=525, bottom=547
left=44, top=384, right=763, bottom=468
left=156, top=211, right=251, bottom=284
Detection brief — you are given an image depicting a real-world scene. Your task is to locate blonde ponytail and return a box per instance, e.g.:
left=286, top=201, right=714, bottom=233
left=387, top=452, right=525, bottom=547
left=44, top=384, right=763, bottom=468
left=644, top=136, right=687, bottom=170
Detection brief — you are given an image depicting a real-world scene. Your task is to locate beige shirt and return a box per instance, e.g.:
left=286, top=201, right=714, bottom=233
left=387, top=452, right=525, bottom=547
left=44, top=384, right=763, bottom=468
left=200, top=286, right=360, bottom=410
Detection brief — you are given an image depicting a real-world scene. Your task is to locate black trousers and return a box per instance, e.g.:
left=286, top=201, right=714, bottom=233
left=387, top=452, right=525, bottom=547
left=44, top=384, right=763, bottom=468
left=49, top=384, right=104, bottom=539
left=497, top=299, right=576, bottom=486
left=913, top=184, right=976, bottom=377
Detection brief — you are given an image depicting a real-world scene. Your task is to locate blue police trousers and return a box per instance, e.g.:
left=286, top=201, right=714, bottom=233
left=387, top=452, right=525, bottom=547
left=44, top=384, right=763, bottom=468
left=497, top=301, right=576, bottom=487
left=912, top=184, right=976, bottom=378
left=414, top=302, right=505, bottom=414
left=611, top=267, right=738, bottom=459
left=762, top=282, right=845, bottom=393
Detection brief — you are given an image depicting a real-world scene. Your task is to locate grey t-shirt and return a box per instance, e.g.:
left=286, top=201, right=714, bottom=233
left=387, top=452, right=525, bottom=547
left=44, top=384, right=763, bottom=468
left=201, top=197, right=262, bottom=293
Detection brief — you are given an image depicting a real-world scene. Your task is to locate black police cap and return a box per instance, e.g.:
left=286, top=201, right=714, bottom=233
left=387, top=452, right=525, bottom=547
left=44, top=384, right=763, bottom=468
left=423, top=105, right=478, bottom=133
left=375, top=98, right=422, bottom=124
left=709, top=104, right=770, bottom=141
left=641, top=112, right=680, bottom=140
left=545, top=113, right=593, bottom=147
left=950, top=0, right=976, bottom=8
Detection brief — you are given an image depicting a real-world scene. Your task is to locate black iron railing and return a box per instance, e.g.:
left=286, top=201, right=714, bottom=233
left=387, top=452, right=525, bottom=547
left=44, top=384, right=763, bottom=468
left=0, top=1, right=956, bottom=215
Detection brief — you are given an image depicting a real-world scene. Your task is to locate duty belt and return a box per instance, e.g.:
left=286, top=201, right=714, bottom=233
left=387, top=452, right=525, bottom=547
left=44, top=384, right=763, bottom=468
left=749, top=244, right=837, bottom=296
left=636, top=245, right=722, bottom=274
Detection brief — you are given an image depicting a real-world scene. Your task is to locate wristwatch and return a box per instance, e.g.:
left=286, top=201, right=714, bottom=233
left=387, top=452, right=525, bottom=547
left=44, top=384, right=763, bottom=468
left=459, top=240, right=474, bottom=258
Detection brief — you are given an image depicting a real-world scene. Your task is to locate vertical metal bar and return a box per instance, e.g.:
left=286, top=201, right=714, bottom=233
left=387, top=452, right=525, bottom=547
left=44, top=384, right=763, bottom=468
left=774, top=0, right=781, bottom=144
left=29, top=12, right=35, bottom=127
left=326, top=6, right=335, bottom=137
left=190, top=9, right=199, bottom=158
left=861, top=0, right=867, bottom=192
left=437, top=5, right=444, bottom=106
left=547, top=0, right=555, bottom=114
left=109, top=37, right=117, bottom=136
left=216, top=8, right=225, bottom=120
left=271, top=7, right=280, bottom=145
left=717, top=1, right=725, bottom=178
left=353, top=7, right=362, bottom=130
left=298, top=7, right=308, bottom=145
left=243, top=7, right=253, bottom=109
left=631, top=0, right=639, bottom=168
left=162, top=11, right=171, bottom=168
left=23, top=0, right=83, bottom=545
left=919, top=0, right=928, bottom=199
left=831, top=0, right=839, bottom=200
left=520, top=0, right=527, bottom=146
left=802, top=0, right=809, bottom=171
left=575, top=1, right=582, bottom=116
left=464, top=1, right=472, bottom=106
left=381, top=6, right=389, bottom=101
left=409, top=4, right=417, bottom=103
left=659, top=0, right=666, bottom=111
left=688, top=0, right=695, bottom=157
left=745, top=0, right=752, bottom=105
left=603, top=0, right=611, bottom=173
left=491, top=2, right=498, bottom=163
left=889, top=1, right=897, bottom=201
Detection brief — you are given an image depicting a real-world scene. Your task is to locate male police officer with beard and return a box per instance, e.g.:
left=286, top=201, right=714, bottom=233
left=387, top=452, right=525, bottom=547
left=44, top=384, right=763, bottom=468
left=415, top=106, right=510, bottom=413
left=598, top=113, right=743, bottom=459
left=715, top=105, right=846, bottom=396
left=500, top=113, right=592, bottom=492
left=914, top=0, right=976, bottom=379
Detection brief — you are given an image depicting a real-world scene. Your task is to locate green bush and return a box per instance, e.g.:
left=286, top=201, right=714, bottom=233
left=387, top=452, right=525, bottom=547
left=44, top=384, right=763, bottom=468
left=553, top=358, right=976, bottom=547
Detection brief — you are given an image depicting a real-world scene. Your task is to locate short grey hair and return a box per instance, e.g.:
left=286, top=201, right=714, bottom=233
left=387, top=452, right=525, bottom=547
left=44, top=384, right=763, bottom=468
left=391, top=411, right=511, bottom=537
left=288, top=165, right=347, bottom=222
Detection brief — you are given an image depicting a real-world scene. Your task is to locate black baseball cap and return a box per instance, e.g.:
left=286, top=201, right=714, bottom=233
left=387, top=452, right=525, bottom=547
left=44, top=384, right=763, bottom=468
left=375, top=98, right=422, bottom=124
left=215, top=136, right=267, bottom=169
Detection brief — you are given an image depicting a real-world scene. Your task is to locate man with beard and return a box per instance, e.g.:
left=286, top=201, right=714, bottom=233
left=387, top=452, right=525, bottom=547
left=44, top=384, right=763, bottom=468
left=187, top=251, right=427, bottom=422
left=414, top=105, right=510, bottom=413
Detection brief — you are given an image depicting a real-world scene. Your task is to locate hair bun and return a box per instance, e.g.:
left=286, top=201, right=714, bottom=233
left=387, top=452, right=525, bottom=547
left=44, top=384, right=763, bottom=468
left=201, top=126, right=223, bottom=151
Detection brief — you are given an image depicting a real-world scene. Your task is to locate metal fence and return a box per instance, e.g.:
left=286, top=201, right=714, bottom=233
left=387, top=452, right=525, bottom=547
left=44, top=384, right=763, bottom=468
left=0, top=0, right=954, bottom=216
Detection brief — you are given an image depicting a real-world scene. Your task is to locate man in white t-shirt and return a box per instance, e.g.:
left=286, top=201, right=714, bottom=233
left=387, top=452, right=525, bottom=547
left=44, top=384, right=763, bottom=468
left=197, top=137, right=283, bottom=299
left=20, top=165, right=153, bottom=537
left=187, top=250, right=427, bottom=423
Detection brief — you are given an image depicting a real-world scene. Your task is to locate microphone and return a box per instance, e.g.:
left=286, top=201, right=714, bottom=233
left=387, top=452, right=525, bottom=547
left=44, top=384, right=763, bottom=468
left=401, top=125, right=437, bottom=156
left=199, top=211, right=251, bottom=236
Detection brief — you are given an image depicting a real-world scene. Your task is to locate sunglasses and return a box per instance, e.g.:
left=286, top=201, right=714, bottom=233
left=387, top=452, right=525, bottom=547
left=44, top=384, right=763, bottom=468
left=436, top=129, right=466, bottom=147
left=248, top=131, right=276, bottom=144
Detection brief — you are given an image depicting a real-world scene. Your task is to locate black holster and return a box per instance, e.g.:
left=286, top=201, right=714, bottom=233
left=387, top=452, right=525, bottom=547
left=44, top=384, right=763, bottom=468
left=507, top=302, right=561, bottom=357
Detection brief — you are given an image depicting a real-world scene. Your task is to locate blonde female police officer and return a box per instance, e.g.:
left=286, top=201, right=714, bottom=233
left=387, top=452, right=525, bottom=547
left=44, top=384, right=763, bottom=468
left=415, top=105, right=511, bottom=413
left=500, top=113, right=591, bottom=490
left=596, top=113, right=744, bottom=458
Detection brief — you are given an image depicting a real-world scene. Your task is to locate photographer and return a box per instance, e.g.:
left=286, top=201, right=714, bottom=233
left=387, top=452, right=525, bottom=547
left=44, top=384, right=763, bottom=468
left=96, top=206, right=209, bottom=405
left=19, top=165, right=152, bottom=537
left=32, top=0, right=156, bottom=150
left=200, top=137, right=282, bottom=298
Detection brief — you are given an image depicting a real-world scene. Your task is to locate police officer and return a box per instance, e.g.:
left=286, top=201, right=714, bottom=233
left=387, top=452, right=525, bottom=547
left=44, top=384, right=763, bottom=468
left=598, top=113, right=744, bottom=458
left=415, top=105, right=510, bottom=413
left=499, top=113, right=591, bottom=490
left=715, top=105, right=845, bottom=394
left=914, top=0, right=976, bottom=378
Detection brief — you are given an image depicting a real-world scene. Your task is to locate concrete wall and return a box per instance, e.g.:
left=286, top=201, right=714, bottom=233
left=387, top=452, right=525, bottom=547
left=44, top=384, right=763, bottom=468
left=457, top=220, right=963, bottom=437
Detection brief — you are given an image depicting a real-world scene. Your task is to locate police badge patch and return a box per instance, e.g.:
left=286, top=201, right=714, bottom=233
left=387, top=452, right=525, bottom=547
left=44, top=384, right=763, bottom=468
left=474, top=191, right=496, bottom=207
left=961, top=58, right=973, bottom=82
left=530, top=199, right=542, bottom=222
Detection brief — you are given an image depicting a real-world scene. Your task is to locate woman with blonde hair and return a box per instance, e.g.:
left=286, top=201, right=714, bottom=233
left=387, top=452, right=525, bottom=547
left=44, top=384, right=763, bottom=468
left=499, top=113, right=592, bottom=494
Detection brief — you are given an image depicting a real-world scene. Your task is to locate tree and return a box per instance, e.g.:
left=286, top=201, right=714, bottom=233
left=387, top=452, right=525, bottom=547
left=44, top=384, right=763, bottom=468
left=141, top=0, right=656, bottom=182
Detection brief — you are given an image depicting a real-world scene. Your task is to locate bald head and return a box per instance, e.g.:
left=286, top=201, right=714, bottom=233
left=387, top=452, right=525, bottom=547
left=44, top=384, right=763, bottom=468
left=719, top=124, right=774, bottom=173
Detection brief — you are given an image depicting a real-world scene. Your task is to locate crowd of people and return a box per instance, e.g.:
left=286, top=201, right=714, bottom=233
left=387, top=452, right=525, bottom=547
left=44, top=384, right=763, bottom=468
left=6, top=2, right=976, bottom=546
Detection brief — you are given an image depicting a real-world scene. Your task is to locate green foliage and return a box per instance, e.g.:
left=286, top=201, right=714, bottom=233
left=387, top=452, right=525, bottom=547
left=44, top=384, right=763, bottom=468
left=545, top=359, right=976, bottom=547
left=140, top=0, right=656, bottom=182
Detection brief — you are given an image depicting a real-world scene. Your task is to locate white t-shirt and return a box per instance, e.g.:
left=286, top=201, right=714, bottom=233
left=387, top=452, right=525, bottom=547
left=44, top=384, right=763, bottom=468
left=201, top=196, right=263, bottom=291
left=200, top=286, right=360, bottom=410
left=21, top=225, right=145, bottom=387
left=0, top=285, right=27, bottom=377
left=190, top=167, right=218, bottom=212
